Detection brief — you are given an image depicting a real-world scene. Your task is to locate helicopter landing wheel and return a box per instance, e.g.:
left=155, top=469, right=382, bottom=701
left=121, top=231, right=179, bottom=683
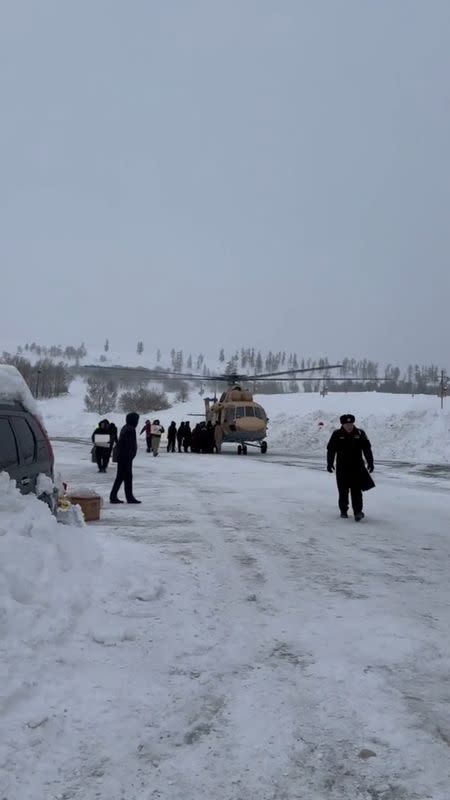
left=242, top=445, right=248, bottom=456
left=261, top=441, right=268, bottom=454
left=237, top=445, right=242, bottom=455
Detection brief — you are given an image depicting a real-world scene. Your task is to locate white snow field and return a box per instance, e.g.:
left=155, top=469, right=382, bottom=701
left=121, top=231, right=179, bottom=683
left=2, top=428, right=450, bottom=799
left=39, top=378, right=450, bottom=464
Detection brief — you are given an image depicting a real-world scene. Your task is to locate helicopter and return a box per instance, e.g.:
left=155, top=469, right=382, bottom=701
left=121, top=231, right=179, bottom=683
left=197, top=384, right=268, bottom=455
left=147, top=364, right=344, bottom=455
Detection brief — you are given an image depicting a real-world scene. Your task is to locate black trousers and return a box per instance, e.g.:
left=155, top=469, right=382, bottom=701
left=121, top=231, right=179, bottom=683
left=96, top=447, right=111, bottom=471
left=167, top=436, right=176, bottom=452
left=146, top=437, right=152, bottom=452
left=336, top=473, right=363, bottom=515
left=110, top=460, right=134, bottom=501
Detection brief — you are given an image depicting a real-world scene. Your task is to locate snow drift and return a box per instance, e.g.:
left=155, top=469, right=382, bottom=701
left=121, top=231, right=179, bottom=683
left=0, top=472, right=101, bottom=715
left=263, top=392, right=450, bottom=464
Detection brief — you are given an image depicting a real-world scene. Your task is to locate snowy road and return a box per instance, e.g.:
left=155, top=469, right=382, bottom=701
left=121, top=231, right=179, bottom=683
left=3, top=442, right=450, bottom=800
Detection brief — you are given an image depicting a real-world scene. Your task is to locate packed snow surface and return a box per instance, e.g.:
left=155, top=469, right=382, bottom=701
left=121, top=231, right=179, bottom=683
left=2, top=436, right=450, bottom=799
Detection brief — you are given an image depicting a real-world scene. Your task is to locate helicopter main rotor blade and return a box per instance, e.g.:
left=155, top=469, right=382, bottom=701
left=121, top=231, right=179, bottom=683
left=250, top=376, right=392, bottom=382
left=246, top=364, right=343, bottom=379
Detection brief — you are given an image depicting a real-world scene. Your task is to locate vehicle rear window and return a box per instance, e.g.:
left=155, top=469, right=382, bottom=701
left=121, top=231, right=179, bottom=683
left=26, top=416, right=51, bottom=461
left=0, top=418, right=19, bottom=468
left=12, top=417, right=36, bottom=464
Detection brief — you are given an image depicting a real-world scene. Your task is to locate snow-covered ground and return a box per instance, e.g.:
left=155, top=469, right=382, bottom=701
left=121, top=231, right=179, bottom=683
left=2, top=436, right=450, bottom=799
left=39, top=378, right=450, bottom=464
left=2, top=382, right=450, bottom=798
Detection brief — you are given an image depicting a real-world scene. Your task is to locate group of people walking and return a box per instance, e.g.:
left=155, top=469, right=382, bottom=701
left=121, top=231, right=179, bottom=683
left=91, top=410, right=375, bottom=517
left=175, top=421, right=216, bottom=453
left=91, top=414, right=141, bottom=504
left=138, top=420, right=217, bottom=454
left=137, top=420, right=212, bottom=454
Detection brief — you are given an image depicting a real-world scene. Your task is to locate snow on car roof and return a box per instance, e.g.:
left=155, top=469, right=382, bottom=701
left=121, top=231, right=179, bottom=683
left=0, top=364, right=41, bottom=418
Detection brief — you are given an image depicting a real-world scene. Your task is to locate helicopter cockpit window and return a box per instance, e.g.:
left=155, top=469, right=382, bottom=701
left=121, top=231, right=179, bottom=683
left=245, top=406, right=255, bottom=416
left=235, top=407, right=245, bottom=418
left=254, top=407, right=265, bottom=420
left=225, top=408, right=235, bottom=422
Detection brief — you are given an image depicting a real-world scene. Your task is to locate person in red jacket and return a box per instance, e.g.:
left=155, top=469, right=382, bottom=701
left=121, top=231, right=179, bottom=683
left=140, top=419, right=152, bottom=453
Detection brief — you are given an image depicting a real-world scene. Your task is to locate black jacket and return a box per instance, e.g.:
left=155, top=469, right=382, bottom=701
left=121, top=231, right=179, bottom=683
left=168, top=423, right=177, bottom=441
left=177, top=424, right=185, bottom=442
left=117, top=412, right=139, bottom=462
left=183, top=423, right=192, bottom=445
left=109, top=423, right=118, bottom=446
left=327, top=426, right=374, bottom=473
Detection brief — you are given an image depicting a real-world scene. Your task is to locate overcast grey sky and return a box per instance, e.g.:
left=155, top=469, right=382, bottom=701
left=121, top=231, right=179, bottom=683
left=1, top=1, right=450, bottom=366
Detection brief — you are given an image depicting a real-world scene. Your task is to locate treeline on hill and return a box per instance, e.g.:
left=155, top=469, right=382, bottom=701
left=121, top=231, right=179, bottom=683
left=158, top=348, right=441, bottom=395
left=9, top=341, right=444, bottom=397
left=2, top=340, right=88, bottom=399
left=326, top=360, right=441, bottom=394
left=19, top=342, right=87, bottom=363
left=1, top=353, right=71, bottom=398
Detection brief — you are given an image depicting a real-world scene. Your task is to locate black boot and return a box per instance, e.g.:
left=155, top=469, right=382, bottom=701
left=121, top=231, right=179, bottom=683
left=354, top=511, right=365, bottom=521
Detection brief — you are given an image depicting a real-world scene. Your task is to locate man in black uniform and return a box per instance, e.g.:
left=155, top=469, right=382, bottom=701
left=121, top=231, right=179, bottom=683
left=110, top=412, right=141, bottom=504
left=327, top=414, right=374, bottom=521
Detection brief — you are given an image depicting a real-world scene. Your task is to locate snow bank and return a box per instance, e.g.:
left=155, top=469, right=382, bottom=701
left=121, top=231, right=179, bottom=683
left=0, top=364, right=40, bottom=418
left=263, top=392, right=450, bottom=463
left=39, top=379, right=450, bottom=464
left=0, top=472, right=101, bottom=714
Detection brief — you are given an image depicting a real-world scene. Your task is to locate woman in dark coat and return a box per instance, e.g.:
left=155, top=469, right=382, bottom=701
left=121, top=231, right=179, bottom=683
left=182, top=421, right=192, bottom=453
left=167, top=421, right=177, bottom=452
left=177, top=422, right=185, bottom=453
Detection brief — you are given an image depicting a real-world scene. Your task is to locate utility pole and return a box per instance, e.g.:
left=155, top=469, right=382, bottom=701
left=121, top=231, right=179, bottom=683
left=439, top=370, right=447, bottom=410
left=35, top=369, right=42, bottom=399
